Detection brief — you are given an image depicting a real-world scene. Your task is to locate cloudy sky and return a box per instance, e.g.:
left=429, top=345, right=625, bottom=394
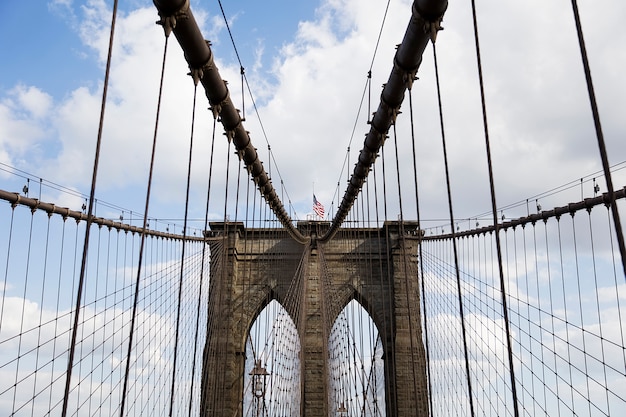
left=1, top=0, right=625, bottom=232
left=1, top=2, right=624, bottom=414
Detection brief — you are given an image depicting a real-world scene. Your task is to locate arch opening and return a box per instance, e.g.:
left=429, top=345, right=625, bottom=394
left=243, top=299, right=301, bottom=416
left=328, top=299, right=385, bottom=416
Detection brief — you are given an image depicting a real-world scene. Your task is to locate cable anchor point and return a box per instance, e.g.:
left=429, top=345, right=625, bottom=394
left=188, top=67, right=204, bottom=86
left=412, top=1, right=445, bottom=43
left=155, top=0, right=190, bottom=38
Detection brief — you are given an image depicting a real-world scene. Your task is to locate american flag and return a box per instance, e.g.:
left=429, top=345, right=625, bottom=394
left=313, top=194, right=324, bottom=218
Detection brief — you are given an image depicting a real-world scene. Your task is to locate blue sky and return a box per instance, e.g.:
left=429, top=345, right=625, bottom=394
left=0, top=2, right=624, bottom=414
left=0, top=1, right=316, bottom=99
left=1, top=0, right=625, bottom=230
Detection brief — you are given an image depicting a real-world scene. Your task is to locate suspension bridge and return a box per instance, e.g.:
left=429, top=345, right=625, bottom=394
left=1, top=0, right=625, bottom=416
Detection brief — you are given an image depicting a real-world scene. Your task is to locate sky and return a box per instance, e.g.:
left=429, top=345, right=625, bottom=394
left=0, top=2, right=624, bottom=414
left=1, top=0, right=625, bottom=233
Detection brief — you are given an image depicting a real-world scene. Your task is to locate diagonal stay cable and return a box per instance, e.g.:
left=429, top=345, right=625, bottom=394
left=468, top=1, right=520, bottom=415
left=120, top=31, right=170, bottom=417
left=154, top=0, right=306, bottom=242
left=569, top=0, right=626, bottom=277
left=216, top=0, right=302, bottom=222
left=322, top=0, right=449, bottom=241
left=432, top=42, right=476, bottom=417
left=331, top=0, right=393, bottom=209
left=61, top=2, right=119, bottom=416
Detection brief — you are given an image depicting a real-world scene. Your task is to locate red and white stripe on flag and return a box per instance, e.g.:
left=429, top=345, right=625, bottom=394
left=313, top=195, right=324, bottom=218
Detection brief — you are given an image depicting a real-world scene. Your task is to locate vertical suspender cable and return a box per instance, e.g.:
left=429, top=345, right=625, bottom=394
left=218, top=138, right=233, bottom=412
left=188, top=115, right=217, bottom=416
left=367, top=71, right=372, bottom=124
left=240, top=66, right=245, bottom=121
left=169, top=83, right=199, bottom=417
left=120, top=34, right=170, bottom=417
left=61, top=2, right=118, bottom=416
left=407, top=87, right=433, bottom=413
left=467, top=1, right=521, bottom=414
left=391, top=122, right=420, bottom=412
left=431, top=44, right=476, bottom=417
left=372, top=158, right=398, bottom=414
left=569, top=0, right=626, bottom=277
left=12, top=190, right=36, bottom=415
left=0, top=205, right=15, bottom=334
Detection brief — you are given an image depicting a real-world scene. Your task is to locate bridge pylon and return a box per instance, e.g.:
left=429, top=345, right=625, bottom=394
left=200, top=221, right=428, bottom=416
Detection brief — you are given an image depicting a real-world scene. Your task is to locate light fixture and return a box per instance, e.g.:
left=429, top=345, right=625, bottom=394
left=249, top=359, right=269, bottom=398
left=337, top=401, right=348, bottom=416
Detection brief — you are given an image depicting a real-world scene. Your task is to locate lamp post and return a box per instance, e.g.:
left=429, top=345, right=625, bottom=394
left=249, top=359, right=269, bottom=416
left=337, top=401, right=348, bottom=417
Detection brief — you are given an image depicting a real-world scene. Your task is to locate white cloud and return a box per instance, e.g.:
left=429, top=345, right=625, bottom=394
left=0, top=86, right=53, bottom=160
left=14, top=85, right=53, bottom=119
left=3, top=0, right=625, bottom=223
left=1, top=2, right=624, bottom=416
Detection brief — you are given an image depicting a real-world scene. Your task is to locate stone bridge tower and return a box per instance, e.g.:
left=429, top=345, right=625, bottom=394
left=200, top=221, right=428, bottom=416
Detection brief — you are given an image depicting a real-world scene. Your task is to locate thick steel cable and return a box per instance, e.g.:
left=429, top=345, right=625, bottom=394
left=422, top=187, right=626, bottom=241
left=460, top=162, right=626, bottom=223
left=0, top=190, right=211, bottom=242
left=569, top=0, right=626, bottom=277
left=431, top=43, right=476, bottom=417
left=61, top=2, right=118, bottom=416
left=323, top=0, right=448, bottom=241
left=330, top=0, right=394, bottom=209
left=217, top=0, right=303, bottom=225
left=467, top=1, right=521, bottom=414
left=119, top=34, right=169, bottom=417
left=153, top=0, right=305, bottom=242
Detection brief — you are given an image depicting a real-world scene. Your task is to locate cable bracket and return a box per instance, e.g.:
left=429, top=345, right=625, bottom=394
left=156, top=0, right=190, bottom=37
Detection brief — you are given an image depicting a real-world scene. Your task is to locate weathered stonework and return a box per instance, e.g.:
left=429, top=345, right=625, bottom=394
left=200, top=221, right=428, bottom=417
